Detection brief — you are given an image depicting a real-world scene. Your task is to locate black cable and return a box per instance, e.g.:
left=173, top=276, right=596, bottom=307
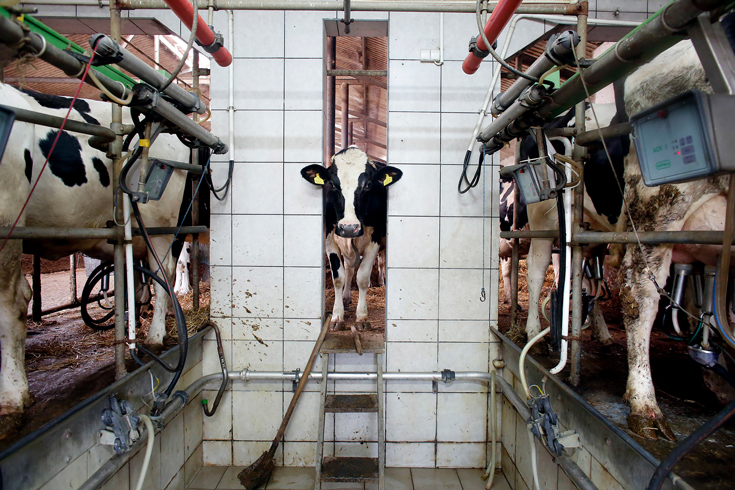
left=207, top=157, right=233, bottom=202
left=647, top=399, right=735, bottom=490
left=131, top=201, right=188, bottom=404
left=458, top=148, right=483, bottom=194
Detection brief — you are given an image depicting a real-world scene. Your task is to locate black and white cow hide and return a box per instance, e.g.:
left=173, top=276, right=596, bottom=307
left=0, top=83, right=191, bottom=436
left=301, top=146, right=402, bottom=330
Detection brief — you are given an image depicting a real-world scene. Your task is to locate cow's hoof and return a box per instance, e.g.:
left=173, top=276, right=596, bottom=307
left=355, top=320, right=370, bottom=331
left=627, top=412, right=677, bottom=442
left=0, top=411, right=23, bottom=440
left=143, top=341, right=166, bottom=356
left=329, top=320, right=345, bottom=332
left=527, top=341, right=548, bottom=357
left=23, top=393, right=35, bottom=409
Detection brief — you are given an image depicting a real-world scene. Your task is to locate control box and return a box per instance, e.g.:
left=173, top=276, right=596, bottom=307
left=630, top=90, right=735, bottom=186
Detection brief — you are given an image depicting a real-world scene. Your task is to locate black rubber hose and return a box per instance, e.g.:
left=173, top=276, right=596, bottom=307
left=130, top=201, right=188, bottom=402
left=80, top=260, right=116, bottom=330
left=648, top=398, right=735, bottom=490
left=458, top=148, right=483, bottom=194
left=551, top=189, right=566, bottom=351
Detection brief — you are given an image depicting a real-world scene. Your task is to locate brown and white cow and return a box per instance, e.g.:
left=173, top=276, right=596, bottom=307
left=301, top=146, right=401, bottom=330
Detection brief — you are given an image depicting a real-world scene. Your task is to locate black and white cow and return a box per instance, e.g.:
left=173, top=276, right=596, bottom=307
left=0, top=83, right=191, bottom=436
left=301, top=146, right=402, bottom=330
left=498, top=170, right=530, bottom=305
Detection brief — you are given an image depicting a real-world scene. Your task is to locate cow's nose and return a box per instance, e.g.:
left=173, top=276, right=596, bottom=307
left=337, top=223, right=362, bottom=237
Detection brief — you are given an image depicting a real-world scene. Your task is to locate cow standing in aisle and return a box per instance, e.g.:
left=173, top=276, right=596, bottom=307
left=0, top=83, right=192, bottom=436
left=301, top=147, right=402, bottom=330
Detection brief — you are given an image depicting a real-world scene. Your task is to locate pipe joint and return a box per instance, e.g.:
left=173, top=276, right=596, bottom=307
left=197, top=27, right=225, bottom=54
left=545, top=30, right=581, bottom=66
left=468, top=35, right=494, bottom=59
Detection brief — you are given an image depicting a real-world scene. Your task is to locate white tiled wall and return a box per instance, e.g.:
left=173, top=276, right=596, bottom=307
left=204, top=8, right=515, bottom=470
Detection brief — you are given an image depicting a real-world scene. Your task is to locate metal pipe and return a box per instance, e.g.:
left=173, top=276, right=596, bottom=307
left=110, top=4, right=127, bottom=383
left=510, top=140, right=520, bottom=329
left=343, top=0, right=352, bottom=33
left=163, top=0, right=233, bottom=66
left=92, top=34, right=206, bottom=114
left=575, top=122, right=632, bottom=147
left=328, top=69, right=387, bottom=77
left=70, top=254, right=77, bottom=305
left=132, top=85, right=228, bottom=153
left=0, top=105, right=116, bottom=143
left=325, top=36, right=337, bottom=163
left=191, top=51, right=201, bottom=310
left=463, top=0, right=524, bottom=74
left=32, top=255, right=42, bottom=322
left=569, top=12, right=587, bottom=387
left=0, top=226, right=206, bottom=240
left=0, top=16, right=128, bottom=101
left=537, top=0, right=733, bottom=119
left=340, top=83, right=349, bottom=150
left=500, top=230, right=728, bottom=245
left=479, top=84, right=546, bottom=142
left=123, top=0, right=579, bottom=14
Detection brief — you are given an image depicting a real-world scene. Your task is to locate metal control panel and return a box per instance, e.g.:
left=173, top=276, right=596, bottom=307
left=631, top=90, right=735, bottom=186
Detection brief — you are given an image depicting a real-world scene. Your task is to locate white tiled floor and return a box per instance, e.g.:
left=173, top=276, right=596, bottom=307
left=187, top=466, right=511, bottom=490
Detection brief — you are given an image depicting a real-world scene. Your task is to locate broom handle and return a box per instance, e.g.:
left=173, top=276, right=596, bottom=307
left=269, top=314, right=332, bottom=456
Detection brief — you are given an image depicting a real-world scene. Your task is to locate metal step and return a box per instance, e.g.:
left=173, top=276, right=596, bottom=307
left=321, top=333, right=385, bottom=353
left=320, top=457, right=379, bottom=482
left=325, top=394, right=378, bottom=413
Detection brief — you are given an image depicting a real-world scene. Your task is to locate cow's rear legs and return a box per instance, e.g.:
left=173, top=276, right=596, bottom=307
left=525, top=239, right=553, bottom=348
left=354, top=242, right=380, bottom=331
left=0, top=243, right=33, bottom=439
left=621, top=246, right=677, bottom=442
left=145, top=237, right=178, bottom=348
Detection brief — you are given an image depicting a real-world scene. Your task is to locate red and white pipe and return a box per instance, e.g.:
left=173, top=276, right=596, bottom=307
left=164, top=0, right=233, bottom=67
left=462, top=0, right=523, bottom=75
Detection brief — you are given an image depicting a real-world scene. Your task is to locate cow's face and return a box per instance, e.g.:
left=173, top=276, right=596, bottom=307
left=301, top=147, right=402, bottom=238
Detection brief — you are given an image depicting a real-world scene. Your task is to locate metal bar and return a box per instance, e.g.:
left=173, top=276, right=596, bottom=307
left=377, top=352, right=385, bottom=490
left=0, top=16, right=127, bottom=101
left=500, top=230, right=728, bottom=245
left=575, top=122, right=631, bottom=147
left=510, top=140, right=520, bottom=328
left=0, top=226, right=206, bottom=240
left=569, top=12, right=587, bottom=388
left=110, top=3, right=127, bottom=383
left=341, top=83, right=349, bottom=150
left=123, top=0, right=581, bottom=14
left=537, top=0, right=735, bottom=119
left=327, top=69, right=387, bottom=77
left=343, top=0, right=352, bottom=33
left=40, top=294, right=108, bottom=317
left=192, top=51, right=201, bottom=310
left=0, top=105, right=116, bottom=143
left=32, top=255, right=42, bottom=322
left=93, top=34, right=206, bottom=114
left=325, top=36, right=337, bottom=164
left=69, top=254, right=77, bottom=305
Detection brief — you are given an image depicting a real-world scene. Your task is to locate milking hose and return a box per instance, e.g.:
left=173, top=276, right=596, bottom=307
left=134, top=414, right=155, bottom=490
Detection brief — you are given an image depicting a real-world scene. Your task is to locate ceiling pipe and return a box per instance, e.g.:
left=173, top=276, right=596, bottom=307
left=163, top=0, right=233, bottom=66
left=463, top=0, right=524, bottom=74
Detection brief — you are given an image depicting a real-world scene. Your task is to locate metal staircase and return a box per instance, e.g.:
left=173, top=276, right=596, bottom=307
left=314, top=333, right=385, bottom=489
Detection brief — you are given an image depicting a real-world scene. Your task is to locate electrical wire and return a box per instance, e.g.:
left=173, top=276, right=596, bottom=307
left=475, top=0, right=539, bottom=82
left=458, top=148, right=483, bottom=194
left=88, top=68, right=133, bottom=105
left=158, top=0, right=198, bottom=93
left=0, top=46, right=98, bottom=256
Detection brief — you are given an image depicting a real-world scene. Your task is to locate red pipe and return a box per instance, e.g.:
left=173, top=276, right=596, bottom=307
left=164, top=0, right=233, bottom=67
left=462, top=0, right=523, bottom=75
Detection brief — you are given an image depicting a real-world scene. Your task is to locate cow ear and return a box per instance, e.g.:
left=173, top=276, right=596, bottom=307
left=374, top=166, right=402, bottom=187
left=301, top=164, right=329, bottom=186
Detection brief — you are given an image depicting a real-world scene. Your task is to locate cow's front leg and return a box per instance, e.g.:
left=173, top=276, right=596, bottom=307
left=621, top=245, right=676, bottom=442
left=145, top=237, right=177, bottom=347
left=526, top=239, right=553, bottom=341
left=0, top=242, right=33, bottom=438
left=500, top=257, right=512, bottom=305
left=582, top=276, right=612, bottom=345
left=326, top=235, right=346, bottom=330
left=342, top=248, right=357, bottom=310
left=355, top=241, right=380, bottom=330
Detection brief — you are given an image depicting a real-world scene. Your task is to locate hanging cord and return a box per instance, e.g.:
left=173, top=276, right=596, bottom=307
left=158, top=0, right=199, bottom=93
left=458, top=147, right=483, bottom=194
left=206, top=158, right=234, bottom=202
left=475, top=0, right=539, bottom=82
left=569, top=44, right=703, bottom=322
left=0, top=42, right=98, bottom=256
left=480, top=146, right=487, bottom=302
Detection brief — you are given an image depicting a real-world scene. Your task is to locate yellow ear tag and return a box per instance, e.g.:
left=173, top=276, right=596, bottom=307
left=139, top=139, right=151, bottom=148
left=382, top=174, right=393, bottom=186
left=314, top=174, right=325, bottom=185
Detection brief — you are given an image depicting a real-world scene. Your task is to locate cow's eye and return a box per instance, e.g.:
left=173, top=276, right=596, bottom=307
left=364, top=182, right=372, bottom=191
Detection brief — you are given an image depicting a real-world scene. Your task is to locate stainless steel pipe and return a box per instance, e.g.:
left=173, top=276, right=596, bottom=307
left=0, top=105, right=117, bottom=143
left=122, top=0, right=580, bottom=14
left=92, top=34, right=206, bottom=115
left=500, top=230, right=727, bottom=245
left=0, top=225, right=207, bottom=240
